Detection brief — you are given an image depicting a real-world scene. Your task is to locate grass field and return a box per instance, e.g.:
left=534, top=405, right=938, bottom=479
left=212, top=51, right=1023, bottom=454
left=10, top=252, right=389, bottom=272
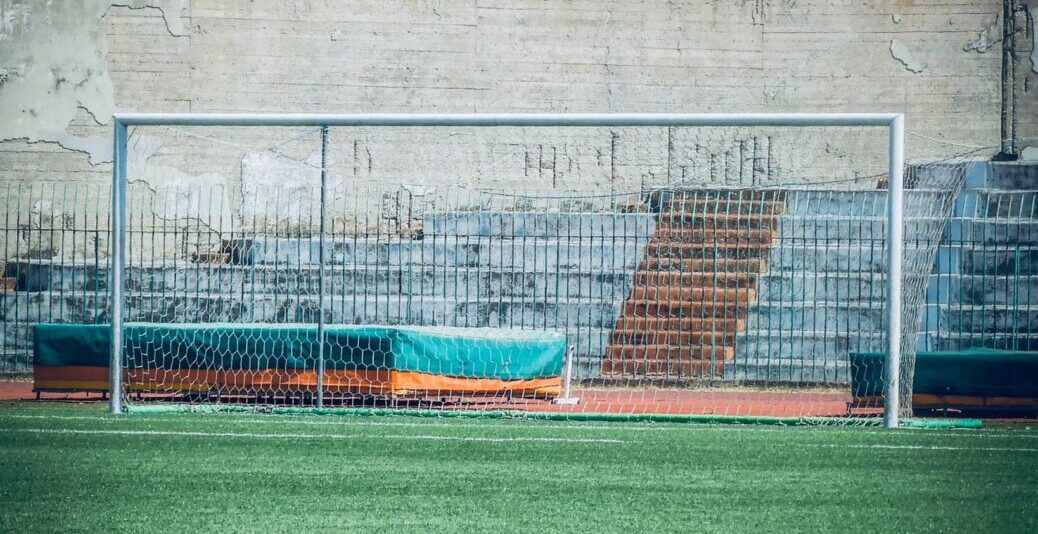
left=0, top=403, right=1035, bottom=533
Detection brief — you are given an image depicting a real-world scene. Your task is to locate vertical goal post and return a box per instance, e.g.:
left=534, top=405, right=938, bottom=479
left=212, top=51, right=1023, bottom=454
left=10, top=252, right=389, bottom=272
left=109, top=112, right=907, bottom=427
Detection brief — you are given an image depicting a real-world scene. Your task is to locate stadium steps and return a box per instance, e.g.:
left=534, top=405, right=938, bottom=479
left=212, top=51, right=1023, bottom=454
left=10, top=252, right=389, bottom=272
left=651, top=227, right=774, bottom=243
left=633, top=271, right=758, bottom=287
left=623, top=300, right=750, bottom=318
left=652, top=212, right=780, bottom=230
left=735, top=330, right=886, bottom=367
left=917, top=330, right=1038, bottom=351
left=2, top=261, right=641, bottom=300
left=641, top=258, right=767, bottom=273
left=0, top=211, right=657, bottom=379
left=611, top=328, right=736, bottom=345
left=605, top=344, right=735, bottom=360
left=613, top=316, right=746, bottom=332
left=725, top=359, right=849, bottom=383
left=221, top=237, right=652, bottom=271
left=421, top=212, right=655, bottom=238
left=602, top=189, right=786, bottom=382
left=0, top=291, right=626, bottom=325
left=744, top=301, right=886, bottom=331
left=922, top=186, right=1038, bottom=351
left=923, top=303, right=1038, bottom=331
left=627, top=286, right=755, bottom=303
left=601, top=358, right=725, bottom=377
left=730, top=186, right=1038, bottom=384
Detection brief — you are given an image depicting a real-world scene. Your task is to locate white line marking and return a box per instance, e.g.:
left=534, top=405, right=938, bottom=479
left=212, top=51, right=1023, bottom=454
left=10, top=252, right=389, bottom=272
left=6, top=411, right=1038, bottom=436
left=2, top=427, right=629, bottom=444
left=802, top=443, right=1038, bottom=453
left=6, top=424, right=1034, bottom=452
left=2, top=413, right=1037, bottom=438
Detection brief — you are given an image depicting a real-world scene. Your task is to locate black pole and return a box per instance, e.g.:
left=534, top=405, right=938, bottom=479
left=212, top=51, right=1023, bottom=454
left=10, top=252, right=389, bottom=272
left=995, top=0, right=1019, bottom=161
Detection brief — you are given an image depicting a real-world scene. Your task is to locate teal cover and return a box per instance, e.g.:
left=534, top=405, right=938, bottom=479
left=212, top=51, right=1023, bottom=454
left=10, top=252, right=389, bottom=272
left=34, top=323, right=111, bottom=367
left=851, top=349, right=1038, bottom=397
left=33, top=323, right=566, bottom=380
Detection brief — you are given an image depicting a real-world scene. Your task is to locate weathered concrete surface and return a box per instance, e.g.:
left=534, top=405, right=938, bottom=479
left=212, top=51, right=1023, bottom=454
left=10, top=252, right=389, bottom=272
left=0, top=1, right=187, bottom=165
left=0, top=1, right=1034, bottom=202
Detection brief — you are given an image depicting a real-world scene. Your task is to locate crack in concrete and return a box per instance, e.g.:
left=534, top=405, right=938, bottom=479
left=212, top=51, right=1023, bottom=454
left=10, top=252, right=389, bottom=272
left=1, top=133, right=113, bottom=165
left=109, top=1, right=188, bottom=38
left=889, top=40, right=926, bottom=74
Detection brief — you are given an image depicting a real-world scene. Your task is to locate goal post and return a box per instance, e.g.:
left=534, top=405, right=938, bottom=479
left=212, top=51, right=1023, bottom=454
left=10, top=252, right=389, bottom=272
left=108, top=112, right=907, bottom=427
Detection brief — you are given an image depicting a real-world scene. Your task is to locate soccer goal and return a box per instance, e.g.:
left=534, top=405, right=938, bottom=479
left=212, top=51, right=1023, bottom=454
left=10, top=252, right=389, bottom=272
left=87, top=112, right=973, bottom=428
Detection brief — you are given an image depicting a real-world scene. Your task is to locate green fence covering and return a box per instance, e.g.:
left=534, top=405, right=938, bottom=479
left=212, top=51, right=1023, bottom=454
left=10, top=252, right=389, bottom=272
left=34, top=323, right=566, bottom=380
left=851, top=349, right=1038, bottom=398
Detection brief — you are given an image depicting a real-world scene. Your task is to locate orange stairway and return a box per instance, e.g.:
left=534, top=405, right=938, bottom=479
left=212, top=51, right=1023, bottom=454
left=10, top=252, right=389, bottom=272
left=603, top=189, right=786, bottom=381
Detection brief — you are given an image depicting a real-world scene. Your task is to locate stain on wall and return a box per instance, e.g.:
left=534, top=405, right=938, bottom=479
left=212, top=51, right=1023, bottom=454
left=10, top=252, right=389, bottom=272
left=0, top=0, right=1034, bottom=201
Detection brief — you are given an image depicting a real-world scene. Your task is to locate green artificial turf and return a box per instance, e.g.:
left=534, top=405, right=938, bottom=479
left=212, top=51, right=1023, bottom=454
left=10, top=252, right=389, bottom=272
left=0, top=403, right=1035, bottom=533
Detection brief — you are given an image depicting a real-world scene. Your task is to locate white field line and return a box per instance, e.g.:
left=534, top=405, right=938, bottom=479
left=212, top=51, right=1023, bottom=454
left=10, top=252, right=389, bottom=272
left=4, top=424, right=1035, bottom=453
left=2, top=413, right=1037, bottom=439
left=803, top=443, right=1038, bottom=453
left=2, top=427, right=630, bottom=445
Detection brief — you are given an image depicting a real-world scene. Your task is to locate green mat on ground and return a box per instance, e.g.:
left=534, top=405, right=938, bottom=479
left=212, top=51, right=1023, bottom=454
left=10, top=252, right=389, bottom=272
left=33, top=323, right=566, bottom=380
left=851, top=349, right=1038, bottom=397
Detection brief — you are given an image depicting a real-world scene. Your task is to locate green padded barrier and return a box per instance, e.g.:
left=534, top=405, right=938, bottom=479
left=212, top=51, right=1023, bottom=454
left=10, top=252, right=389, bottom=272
left=34, top=323, right=566, bottom=380
left=33, top=323, right=111, bottom=367
left=851, top=349, right=1038, bottom=398
left=391, top=327, right=564, bottom=379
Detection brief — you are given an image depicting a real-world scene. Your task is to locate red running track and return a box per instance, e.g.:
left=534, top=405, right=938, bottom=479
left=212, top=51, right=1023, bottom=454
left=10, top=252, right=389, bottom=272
left=0, top=380, right=859, bottom=417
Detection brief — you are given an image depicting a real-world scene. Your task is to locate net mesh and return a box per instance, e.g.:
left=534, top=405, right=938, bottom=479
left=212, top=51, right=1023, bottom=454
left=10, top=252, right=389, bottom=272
left=77, top=123, right=979, bottom=422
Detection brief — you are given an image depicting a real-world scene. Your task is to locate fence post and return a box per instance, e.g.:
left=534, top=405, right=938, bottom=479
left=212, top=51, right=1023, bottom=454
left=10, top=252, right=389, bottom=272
left=316, top=126, right=329, bottom=408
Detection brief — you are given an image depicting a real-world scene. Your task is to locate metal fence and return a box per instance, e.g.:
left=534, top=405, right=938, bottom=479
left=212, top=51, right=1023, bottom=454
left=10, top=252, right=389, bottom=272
left=7, top=180, right=1032, bottom=385
left=1, top=182, right=111, bottom=374
left=921, top=189, right=1038, bottom=352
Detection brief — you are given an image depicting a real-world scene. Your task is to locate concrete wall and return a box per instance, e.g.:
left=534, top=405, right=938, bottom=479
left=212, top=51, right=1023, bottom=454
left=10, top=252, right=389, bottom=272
left=1, top=1, right=1035, bottom=230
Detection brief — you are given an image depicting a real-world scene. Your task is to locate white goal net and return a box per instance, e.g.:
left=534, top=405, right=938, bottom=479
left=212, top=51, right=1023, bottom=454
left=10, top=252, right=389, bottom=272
left=84, top=113, right=976, bottom=426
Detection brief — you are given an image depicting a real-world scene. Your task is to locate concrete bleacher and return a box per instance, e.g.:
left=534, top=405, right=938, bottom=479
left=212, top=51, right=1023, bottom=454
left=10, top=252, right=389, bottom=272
left=921, top=163, right=1038, bottom=353
left=3, top=162, right=1036, bottom=387
left=2, top=213, right=656, bottom=380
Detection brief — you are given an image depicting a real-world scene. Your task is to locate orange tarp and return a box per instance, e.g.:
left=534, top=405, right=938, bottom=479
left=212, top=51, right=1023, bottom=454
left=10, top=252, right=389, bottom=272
left=34, top=365, right=560, bottom=397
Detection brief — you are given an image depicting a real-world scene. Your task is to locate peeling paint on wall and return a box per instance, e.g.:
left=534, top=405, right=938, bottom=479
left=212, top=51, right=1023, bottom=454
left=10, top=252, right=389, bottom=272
left=0, top=0, right=114, bottom=163
left=127, top=133, right=232, bottom=229
left=889, top=40, right=927, bottom=74
left=0, top=1, right=1026, bottom=190
left=240, top=151, right=323, bottom=225
left=0, top=0, right=187, bottom=165
left=963, top=15, right=1001, bottom=53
